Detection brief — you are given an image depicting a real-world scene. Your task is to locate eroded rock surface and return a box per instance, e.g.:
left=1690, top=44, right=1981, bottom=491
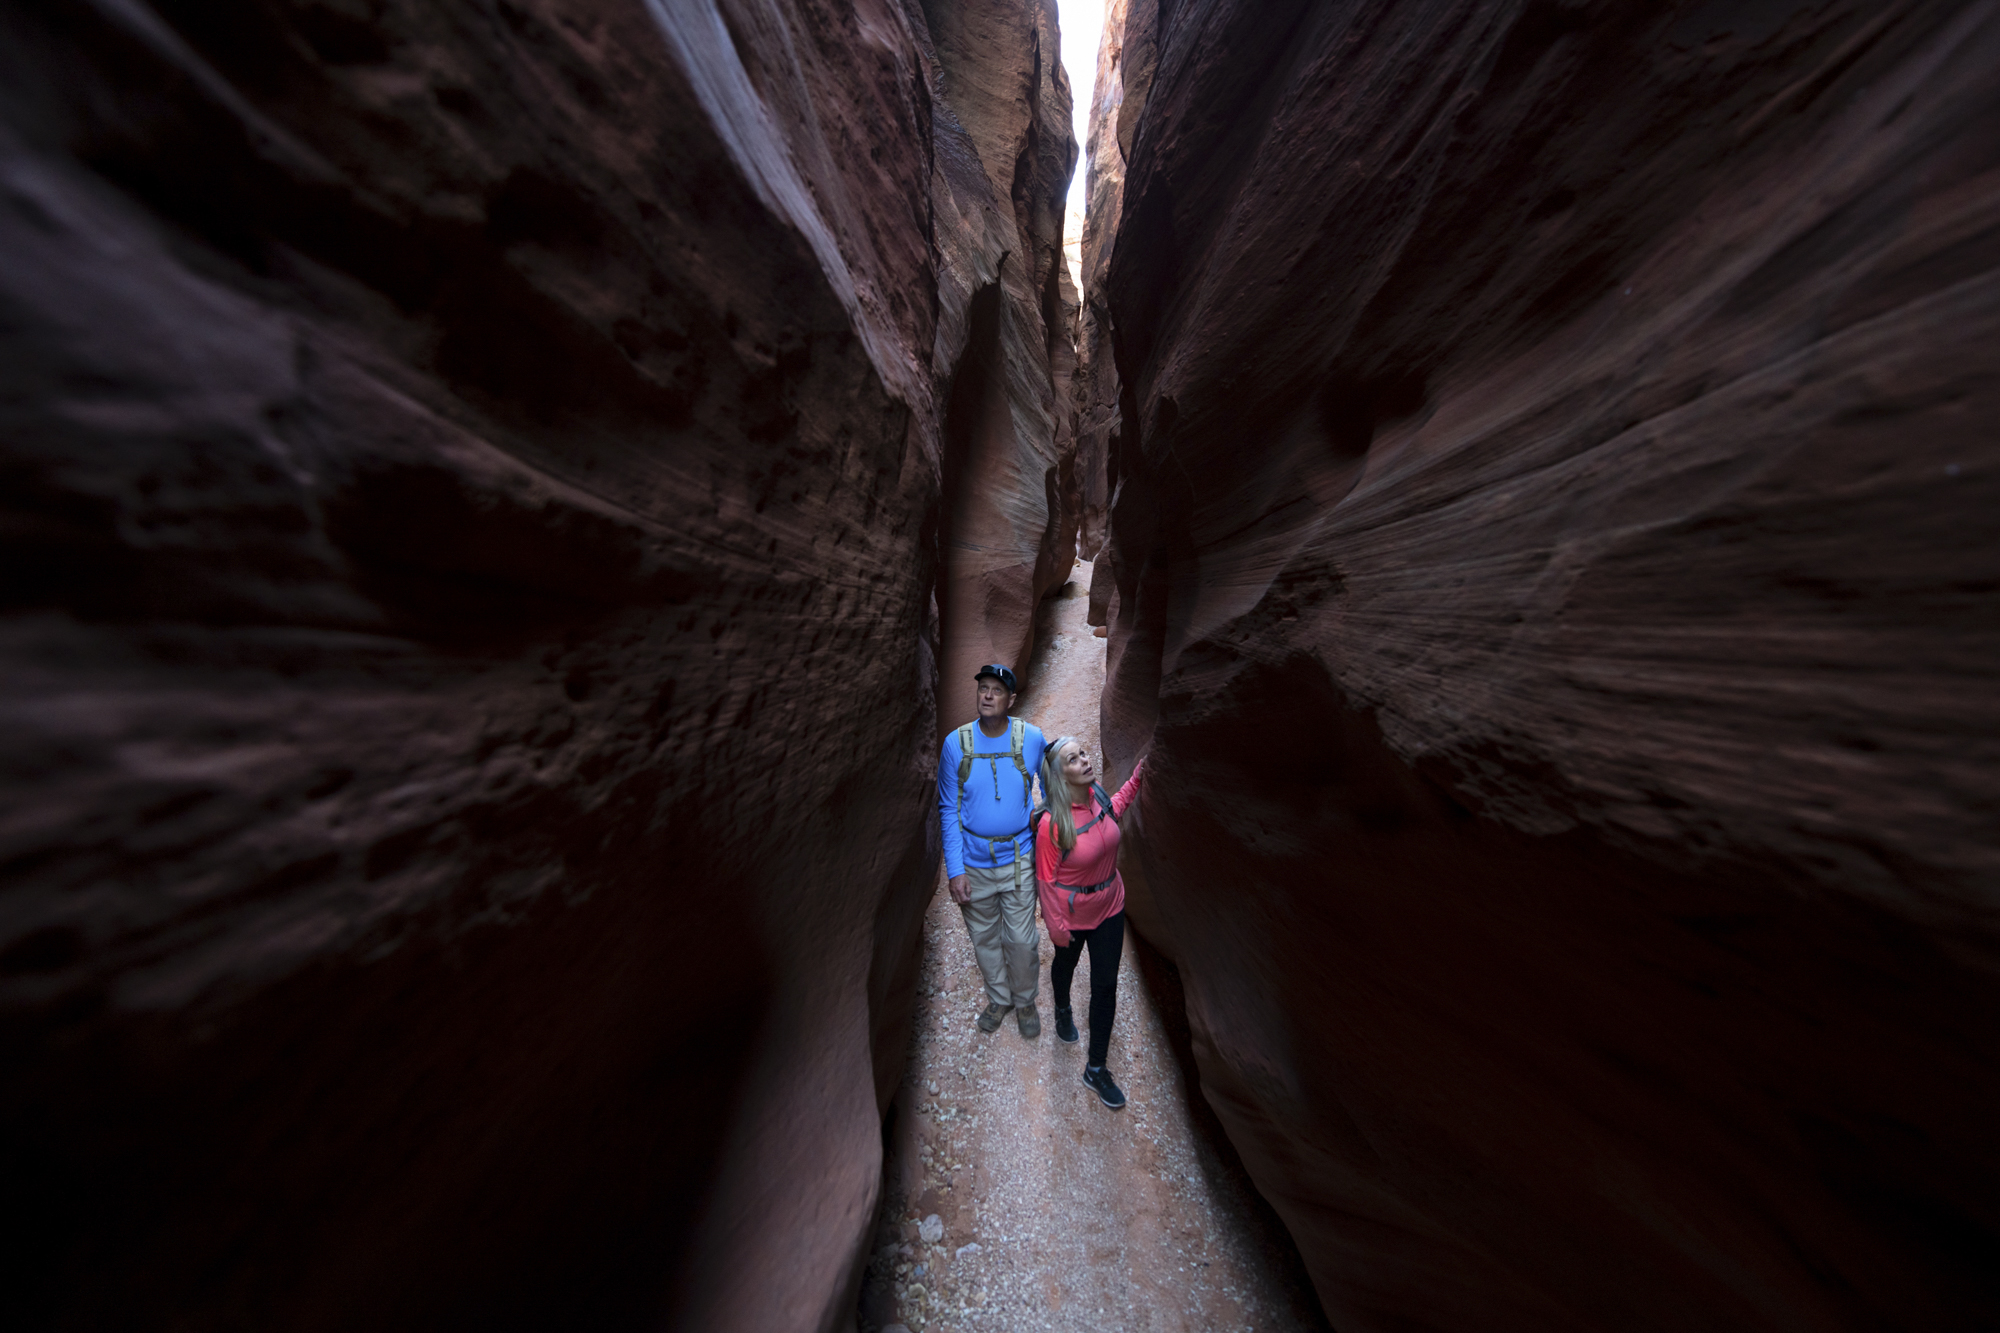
left=0, top=0, right=1071, bottom=1328
left=1071, top=0, right=1146, bottom=577
left=1083, top=2, right=2000, bottom=1329
left=920, top=0, right=1081, bottom=725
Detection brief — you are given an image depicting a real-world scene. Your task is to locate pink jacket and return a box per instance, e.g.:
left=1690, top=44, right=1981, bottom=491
left=1034, top=760, right=1144, bottom=946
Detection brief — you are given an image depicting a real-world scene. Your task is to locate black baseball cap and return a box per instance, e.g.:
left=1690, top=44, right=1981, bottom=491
left=974, top=663, right=1018, bottom=692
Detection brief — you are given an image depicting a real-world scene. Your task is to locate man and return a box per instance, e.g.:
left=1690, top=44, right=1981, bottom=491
left=938, top=664, right=1049, bottom=1037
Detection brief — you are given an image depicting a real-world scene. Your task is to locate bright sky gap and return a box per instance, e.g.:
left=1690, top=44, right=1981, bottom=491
left=1056, top=0, right=1106, bottom=288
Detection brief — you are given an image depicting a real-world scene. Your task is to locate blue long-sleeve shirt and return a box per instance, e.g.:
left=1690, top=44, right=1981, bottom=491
left=938, top=718, right=1048, bottom=877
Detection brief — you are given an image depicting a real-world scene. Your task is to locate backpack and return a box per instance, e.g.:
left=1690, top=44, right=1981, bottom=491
left=957, top=719, right=1031, bottom=809
left=1030, top=782, right=1118, bottom=863
left=956, top=720, right=1033, bottom=859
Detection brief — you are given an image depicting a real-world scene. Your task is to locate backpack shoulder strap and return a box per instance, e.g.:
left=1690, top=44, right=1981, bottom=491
left=1061, top=784, right=1118, bottom=859
left=956, top=724, right=977, bottom=795
left=1009, top=718, right=1030, bottom=806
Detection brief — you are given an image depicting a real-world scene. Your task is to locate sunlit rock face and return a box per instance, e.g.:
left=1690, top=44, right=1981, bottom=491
left=0, top=0, right=1066, bottom=1328
left=1083, top=2, right=2000, bottom=1329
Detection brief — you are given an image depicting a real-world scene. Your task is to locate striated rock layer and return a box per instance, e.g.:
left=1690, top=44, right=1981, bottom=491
left=920, top=0, right=1080, bottom=725
left=1072, top=0, right=1149, bottom=583
left=1083, top=2, right=2000, bottom=1330
left=0, top=0, right=1072, bottom=1329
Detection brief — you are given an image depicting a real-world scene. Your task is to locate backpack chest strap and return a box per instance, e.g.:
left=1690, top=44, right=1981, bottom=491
left=957, top=719, right=1032, bottom=811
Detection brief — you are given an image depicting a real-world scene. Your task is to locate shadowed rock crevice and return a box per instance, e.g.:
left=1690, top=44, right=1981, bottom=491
left=1080, top=1, right=2000, bottom=1330
left=1130, top=652, right=2000, bottom=1328
left=1123, top=925, right=1334, bottom=1332
left=0, top=0, right=1075, bottom=1329
left=4, top=839, right=775, bottom=1331
left=935, top=276, right=1008, bottom=664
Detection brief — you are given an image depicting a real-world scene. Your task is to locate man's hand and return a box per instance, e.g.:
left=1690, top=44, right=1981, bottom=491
left=947, top=874, right=971, bottom=904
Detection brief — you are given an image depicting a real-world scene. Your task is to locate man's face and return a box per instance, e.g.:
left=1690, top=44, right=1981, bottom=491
left=975, top=676, right=1014, bottom=720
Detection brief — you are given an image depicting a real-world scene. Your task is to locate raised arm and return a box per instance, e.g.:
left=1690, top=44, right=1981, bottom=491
left=1110, top=755, right=1146, bottom=817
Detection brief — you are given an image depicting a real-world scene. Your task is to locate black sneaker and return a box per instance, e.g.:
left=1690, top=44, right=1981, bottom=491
left=1053, top=1006, right=1079, bottom=1044
left=1082, top=1063, right=1126, bottom=1110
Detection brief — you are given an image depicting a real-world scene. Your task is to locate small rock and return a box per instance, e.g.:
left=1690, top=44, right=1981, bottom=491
left=955, top=1242, right=982, bottom=1260
left=927, top=1080, right=938, bottom=1095
left=919, top=1213, right=944, bottom=1244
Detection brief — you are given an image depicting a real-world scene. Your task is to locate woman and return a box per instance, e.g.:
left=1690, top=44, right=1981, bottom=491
left=1034, top=737, right=1145, bottom=1109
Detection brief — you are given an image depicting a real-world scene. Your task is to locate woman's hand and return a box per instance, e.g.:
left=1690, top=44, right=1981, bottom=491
left=947, top=874, right=971, bottom=904
left=1049, top=927, right=1071, bottom=948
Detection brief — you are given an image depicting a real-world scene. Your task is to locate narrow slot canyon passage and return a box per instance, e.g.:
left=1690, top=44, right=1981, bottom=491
left=858, top=562, right=1328, bottom=1333
left=2, top=0, right=1994, bottom=1329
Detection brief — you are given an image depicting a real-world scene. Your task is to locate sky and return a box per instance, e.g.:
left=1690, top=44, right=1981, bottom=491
left=1056, top=0, right=1107, bottom=283
left=1058, top=0, right=1108, bottom=217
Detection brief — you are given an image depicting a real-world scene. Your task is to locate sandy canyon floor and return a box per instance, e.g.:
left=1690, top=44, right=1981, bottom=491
left=857, top=562, right=1329, bottom=1333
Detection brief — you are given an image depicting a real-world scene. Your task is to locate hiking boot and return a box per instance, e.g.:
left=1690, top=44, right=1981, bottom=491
left=1053, top=1005, right=1079, bottom=1044
left=1017, top=1004, right=1041, bottom=1038
left=1082, top=1063, right=1127, bottom=1110
left=976, top=1001, right=1011, bottom=1033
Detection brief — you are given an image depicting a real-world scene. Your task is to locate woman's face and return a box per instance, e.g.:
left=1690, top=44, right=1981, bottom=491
left=1060, top=742, right=1096, bottom=793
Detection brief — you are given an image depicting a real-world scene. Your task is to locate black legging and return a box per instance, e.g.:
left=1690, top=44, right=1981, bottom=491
left=1050, top=910, right=1125, bottom=1065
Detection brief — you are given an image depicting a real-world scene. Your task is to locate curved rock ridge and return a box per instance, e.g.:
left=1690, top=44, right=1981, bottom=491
left=1081, top=2, right=2000, bottom=1330
left=0, top=0, right=1074, bottom=1329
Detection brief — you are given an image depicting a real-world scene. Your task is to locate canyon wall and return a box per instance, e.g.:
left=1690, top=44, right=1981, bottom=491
left=920, top=0, right=1080, bottom=728
left=1072, top=0, right=1137, bottom=587
left=0, top=1, right=1071, bottom=1329
left=1084, top=2, right=2000, bottom=1330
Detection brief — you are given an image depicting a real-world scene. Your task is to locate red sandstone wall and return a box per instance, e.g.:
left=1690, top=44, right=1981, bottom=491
left=0, top=1, right=1061, bottom=1328
left=918, top=0, right=1081, bottom=730
left=1073, top=0, right=1148, bottom=581
left=1084, top=1, right=2000, bottom=1329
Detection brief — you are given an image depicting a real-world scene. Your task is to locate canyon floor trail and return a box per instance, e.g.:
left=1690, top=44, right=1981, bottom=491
left=858, top=561, right=1328, bottom=1333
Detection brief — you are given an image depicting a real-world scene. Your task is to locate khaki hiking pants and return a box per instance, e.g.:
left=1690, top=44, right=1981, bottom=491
left=959, top=855, right=1040, bottom=1008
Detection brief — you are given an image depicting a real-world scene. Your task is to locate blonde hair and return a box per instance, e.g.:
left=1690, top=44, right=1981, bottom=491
left=1039, top=737, right=1081, bottom=854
